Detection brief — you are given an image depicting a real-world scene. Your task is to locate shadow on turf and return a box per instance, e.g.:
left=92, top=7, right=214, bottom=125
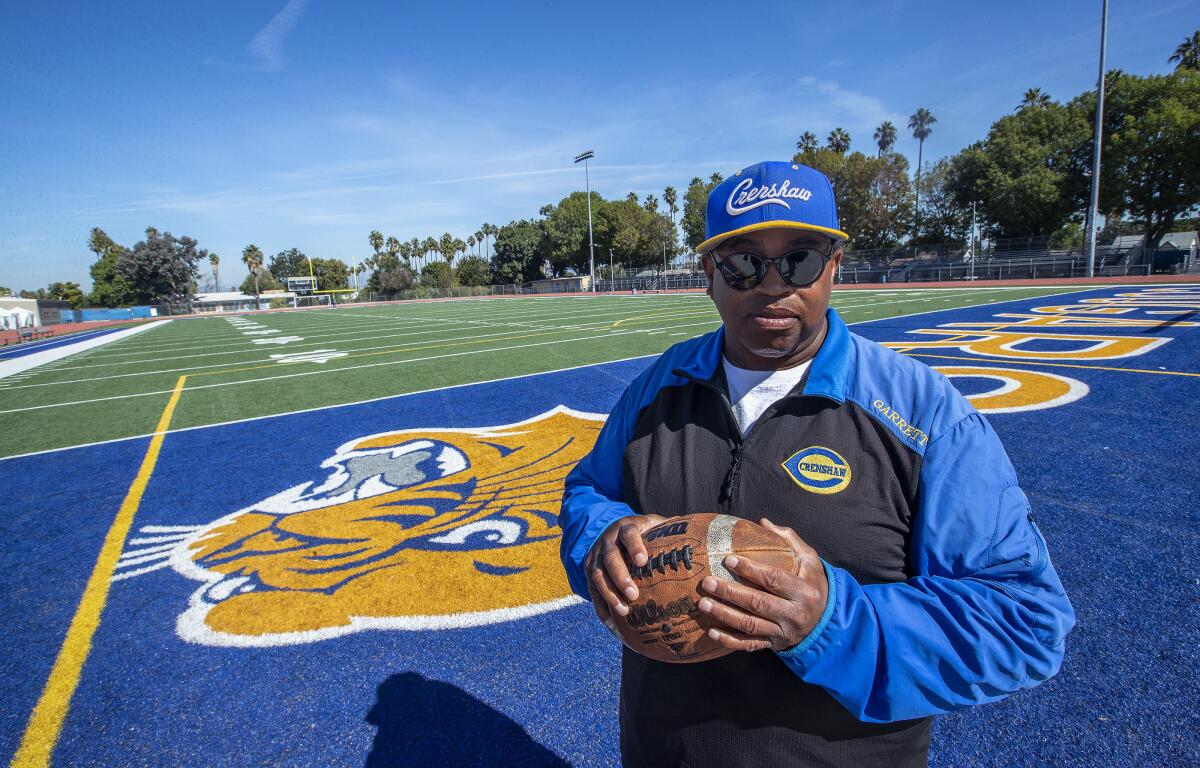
left=365, top=672, right=569, bottom=767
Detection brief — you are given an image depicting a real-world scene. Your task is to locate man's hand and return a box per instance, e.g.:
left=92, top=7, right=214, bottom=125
left=585, top=514, right=668, bottom=627
left=697, top=518, right=829, bottom=653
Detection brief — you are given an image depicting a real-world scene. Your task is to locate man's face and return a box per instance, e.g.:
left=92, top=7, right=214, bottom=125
left=702, top=228, right=842, bottom=370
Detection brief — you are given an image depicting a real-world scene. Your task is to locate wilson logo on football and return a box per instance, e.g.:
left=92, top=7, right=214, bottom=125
left=168, top=407, right=604, bottom=647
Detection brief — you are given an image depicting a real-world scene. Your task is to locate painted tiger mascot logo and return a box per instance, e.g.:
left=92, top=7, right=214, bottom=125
left=170, top=407, right=602, bottom=646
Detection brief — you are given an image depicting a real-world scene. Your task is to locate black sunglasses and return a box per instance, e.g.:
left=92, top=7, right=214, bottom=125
left=713, top=245, right=833, bottom=290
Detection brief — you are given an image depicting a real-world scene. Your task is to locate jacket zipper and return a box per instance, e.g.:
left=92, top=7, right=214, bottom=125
left=674, top=367, right=806, bottom=509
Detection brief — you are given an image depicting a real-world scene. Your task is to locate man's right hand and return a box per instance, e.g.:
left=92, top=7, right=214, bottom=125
left=585, top=514, right=668, bottom=626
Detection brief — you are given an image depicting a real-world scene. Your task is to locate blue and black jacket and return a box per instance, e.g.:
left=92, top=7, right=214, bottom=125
left=560, top=308, right=1074, bottom=768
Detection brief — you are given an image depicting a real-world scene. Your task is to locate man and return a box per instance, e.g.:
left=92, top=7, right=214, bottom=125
left=559, top=161, right=1074, bottom=767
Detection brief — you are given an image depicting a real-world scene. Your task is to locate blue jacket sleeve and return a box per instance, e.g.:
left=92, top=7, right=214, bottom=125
left=777, top=412, right=1076, bottom=722
left=559, top=381, right=645, bottom=599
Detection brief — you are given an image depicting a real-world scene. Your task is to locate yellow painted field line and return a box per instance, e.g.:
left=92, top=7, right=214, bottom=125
left=903, top=353, right=1200, bottom=378
left=11, top=375, right=188, bottom=768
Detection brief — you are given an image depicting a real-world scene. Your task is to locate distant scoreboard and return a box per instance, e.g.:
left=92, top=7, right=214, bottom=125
left=286, top=276, right=317, bottom=295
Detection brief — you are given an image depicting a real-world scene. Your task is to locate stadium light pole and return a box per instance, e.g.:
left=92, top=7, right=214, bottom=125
left=1085, top=0, right=1109, bottom=279
left=574, top=150, right=597, bottom=292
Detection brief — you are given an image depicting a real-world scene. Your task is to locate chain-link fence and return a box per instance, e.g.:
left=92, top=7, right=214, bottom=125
left=164, top=233, right=1196, bottom=315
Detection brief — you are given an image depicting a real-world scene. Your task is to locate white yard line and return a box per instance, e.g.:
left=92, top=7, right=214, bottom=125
left=1, top=286, right=1086, bottom=393
left=0, top=284, right=1109, bottom=460
left=0, top=321, right=170, bottom=381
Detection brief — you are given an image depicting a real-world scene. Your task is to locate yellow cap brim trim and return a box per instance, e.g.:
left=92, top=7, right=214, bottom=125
left=696, top=220, right=849, bottom=254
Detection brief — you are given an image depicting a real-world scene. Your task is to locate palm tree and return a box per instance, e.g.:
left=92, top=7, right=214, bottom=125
left=1169, top=30, right=1200, bottom=71
left=439, top=232, right=455, bottom=265
left=385, top=236, right=400, bottom=262
left=826, top=128, right=851, bottom=154
left=423, top=236, right=438, bottom=267
left=409, top=238, right=421, bottom=270
left=241, top=244, right=264, bottom=308
left=873, top=122, right=897, bottom=157
left=209, top=253, right=220, bottom=292
left=467, top=235, right=476, bottom=258
left=663, top=185, right=680, bottom=266
left=795, top=131, right=819, bottom=155
left=452, top=238, right=467, bottom=266
left=908, top=107, right=937, bottom=229
left=369, top=230, right=384, bottom=258
left=1018, top=88, right=1051, bottom=111
left=478, top=224, right=489, bottom=260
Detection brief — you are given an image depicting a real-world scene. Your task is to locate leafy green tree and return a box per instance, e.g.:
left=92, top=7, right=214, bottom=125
left=796, top=131, right=819, bottom=155
left=267, top=248, right=309, bottom=282
left=309, top=257, right=350, bottom=292
left=946, top=99, right=1089, bottom=239
left=827, top=128, right=851, bottom=154
left=599, top=195, right=676, bottom=270
left=0, top=286, right=12, bottom=297
left=909, top=107, right=938, bottom=224
left=543, top=192, right=610, bottom=275
left=1170, top=30, right=1200, bottom=72
left=19, top=289, right=44, bottom=299
left=86, top=227, right=135, bottom=307
left=1048, top=222, right=1085, bottom=249
left=681, top=176, right=721, bottom=251
left=420, top=261, right=456, bottom=292
left=1094, top=70, right=1200, bottom=248
left=377, top=264, right=416, bottom=293
left=491, top=219, right=549, bottom=283
left=47, top=281, right=86, bottom=309
left=913, top=157, right=970, bottom=244
left=797, top=148, right=914, bottom=249
left=379, top=265, right=417, bottom=292
left=456, top=255, right=491, bottom=286
left=873, top=122, right=897, bottom=156
left=241, top=244, right=265, bottom=305
left=116, top=228, right=207, bottom=304
left=240, top=270, right=280, bottom=294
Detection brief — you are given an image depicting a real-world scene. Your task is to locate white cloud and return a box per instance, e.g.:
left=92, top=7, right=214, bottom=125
left=44, top=71, right=910, bottom=283
left=247, top=0, right=310, bottom=71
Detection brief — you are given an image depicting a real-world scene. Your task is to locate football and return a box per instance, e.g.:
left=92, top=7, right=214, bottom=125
left=608, top=513, right=799, bottom=663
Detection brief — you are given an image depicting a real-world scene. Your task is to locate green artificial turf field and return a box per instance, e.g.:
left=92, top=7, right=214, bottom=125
left=0, top=286, right=1084, bottom=458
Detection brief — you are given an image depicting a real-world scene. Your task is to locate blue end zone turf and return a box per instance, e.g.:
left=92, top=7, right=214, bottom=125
left=0, top=326, right=129, bottom=360
left=1, top=286, right=1196, bottom=766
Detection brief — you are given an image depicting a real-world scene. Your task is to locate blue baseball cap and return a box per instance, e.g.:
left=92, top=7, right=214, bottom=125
left=697, top=161, right=848, bottom=253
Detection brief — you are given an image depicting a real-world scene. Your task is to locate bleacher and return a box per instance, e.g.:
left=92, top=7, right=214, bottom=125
left=835, top=232, right=1194, bottom=283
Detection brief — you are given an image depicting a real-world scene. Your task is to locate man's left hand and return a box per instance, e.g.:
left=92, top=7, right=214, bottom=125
left=697, top=518, right=829, bottom=653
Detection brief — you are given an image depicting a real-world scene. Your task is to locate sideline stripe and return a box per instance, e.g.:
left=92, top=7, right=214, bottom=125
left=10, top=375, right=188, bottom=768
left=903, top=353, right=1200, bottom=378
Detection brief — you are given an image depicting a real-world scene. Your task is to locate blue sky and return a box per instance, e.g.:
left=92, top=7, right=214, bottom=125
left=1, top=0, right=1194, bottom=291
